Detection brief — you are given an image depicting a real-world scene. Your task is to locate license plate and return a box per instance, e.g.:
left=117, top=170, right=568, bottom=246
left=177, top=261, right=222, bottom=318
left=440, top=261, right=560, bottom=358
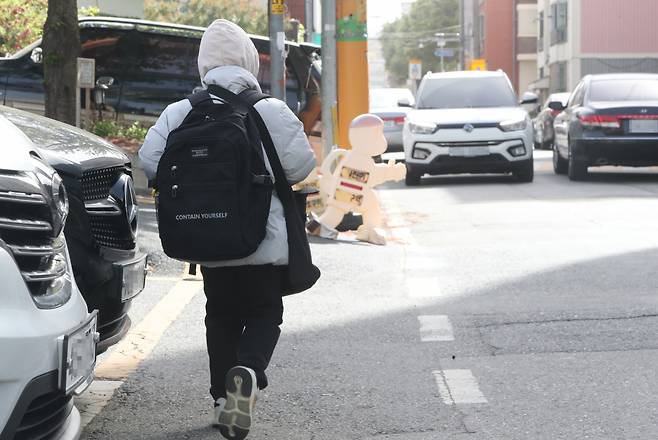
left=121, top=255, right=147, bottom=302
left=449, top=146, right=489, bottom=157
left=59, top=311, right=98, bottom=395
left=629, top=119, right=658, bottom=133
left=384, top=120, right=397, bottom=128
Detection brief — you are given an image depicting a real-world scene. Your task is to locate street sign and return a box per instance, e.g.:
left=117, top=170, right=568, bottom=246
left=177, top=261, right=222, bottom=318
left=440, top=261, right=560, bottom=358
left=271, top=0, right=285, bottom=14
left=77, top=58, right=95, bottom=89
left=409, top=58, right=422, bottom=80
left=434, top=48, right=455, bottom=58
left=470, top=59, right=487, bottom=71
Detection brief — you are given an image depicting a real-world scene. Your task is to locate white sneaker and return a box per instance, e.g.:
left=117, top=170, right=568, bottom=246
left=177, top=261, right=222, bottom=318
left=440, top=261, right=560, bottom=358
left=215, top=366, right=258, bottom=440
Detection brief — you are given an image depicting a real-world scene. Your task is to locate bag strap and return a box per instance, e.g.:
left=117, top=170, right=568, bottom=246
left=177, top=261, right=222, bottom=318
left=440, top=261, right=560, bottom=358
left=236, top=89, right=297, bottom=212
left=186, top=90, right=213, bottom=107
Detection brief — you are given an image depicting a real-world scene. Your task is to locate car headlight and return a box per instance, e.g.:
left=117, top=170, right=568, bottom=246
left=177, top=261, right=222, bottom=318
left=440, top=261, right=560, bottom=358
left=34, top=163, right=69, bottom=237
left=31, top=233, right=73, bottom=309
left=499, top=118, right=528, bottom=132
left=409, top=121, right=438, bottom=134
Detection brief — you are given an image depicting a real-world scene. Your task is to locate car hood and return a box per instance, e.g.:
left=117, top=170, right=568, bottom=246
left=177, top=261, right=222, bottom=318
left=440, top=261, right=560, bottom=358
left=0, top=115, right=42, bottom=172
left=408, top=107, right=526, bottom=125
left=0, top=106, right=129, bottom=178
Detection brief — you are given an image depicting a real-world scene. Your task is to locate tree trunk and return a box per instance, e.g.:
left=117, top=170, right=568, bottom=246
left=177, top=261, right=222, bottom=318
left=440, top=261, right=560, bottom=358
left=43, top=0, right=79, bottom=126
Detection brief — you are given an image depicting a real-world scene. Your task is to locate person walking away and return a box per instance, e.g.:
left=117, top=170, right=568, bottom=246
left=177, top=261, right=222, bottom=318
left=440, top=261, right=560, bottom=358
left=138, top=19, right=316, bottom=440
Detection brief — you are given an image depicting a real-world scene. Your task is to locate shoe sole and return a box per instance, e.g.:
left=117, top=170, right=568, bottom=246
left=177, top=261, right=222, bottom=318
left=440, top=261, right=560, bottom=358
left=218, top=367, right=257, bottom=440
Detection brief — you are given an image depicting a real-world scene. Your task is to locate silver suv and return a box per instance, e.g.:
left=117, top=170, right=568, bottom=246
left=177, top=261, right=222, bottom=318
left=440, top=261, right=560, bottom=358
left=0, top=116, right=96, bottom=440
left=403, top=70, right=537, bottom=185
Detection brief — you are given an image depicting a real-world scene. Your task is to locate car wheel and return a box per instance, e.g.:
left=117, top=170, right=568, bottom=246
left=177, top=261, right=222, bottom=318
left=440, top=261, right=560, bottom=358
left=405, top=169, right=421, bottom=186
left=567, top=139, right=588, bottom=181
left=513, top=158, right=534, bottom=183
left=553, top=143, right=568, bottom=175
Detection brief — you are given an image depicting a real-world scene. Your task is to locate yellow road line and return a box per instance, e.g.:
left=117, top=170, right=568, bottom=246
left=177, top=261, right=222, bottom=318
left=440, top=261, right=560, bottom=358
left=95, top=278, right=202, bottom=380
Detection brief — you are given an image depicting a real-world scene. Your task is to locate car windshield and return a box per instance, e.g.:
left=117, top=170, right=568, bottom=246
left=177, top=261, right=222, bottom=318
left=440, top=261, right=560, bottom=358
left=370, top=89, right=414, bottom=108
left=416, top=76, right=517, bottom=109
left=589, top=79, right=658, bottom=102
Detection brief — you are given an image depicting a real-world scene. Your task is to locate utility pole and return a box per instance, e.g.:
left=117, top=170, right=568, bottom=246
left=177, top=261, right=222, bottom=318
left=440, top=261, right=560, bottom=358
left=336, top=0, right=368, bottom=149
left=321, top=0, right=337, bottom=157
left=269, top=0, right=286, bottom=101
left=305, top=0, right=314, bottom=42
left=459, top=0, right=465, bottom=70
left=436, top=35, right=446, bottom=72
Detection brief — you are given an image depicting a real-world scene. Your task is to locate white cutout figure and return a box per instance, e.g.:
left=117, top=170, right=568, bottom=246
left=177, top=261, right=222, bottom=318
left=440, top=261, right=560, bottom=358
left=310, top=114, right=406, bottom=244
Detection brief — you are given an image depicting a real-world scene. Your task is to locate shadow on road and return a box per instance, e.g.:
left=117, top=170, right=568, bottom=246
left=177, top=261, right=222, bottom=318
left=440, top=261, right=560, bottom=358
left=82, top=241, right=658, bottom=439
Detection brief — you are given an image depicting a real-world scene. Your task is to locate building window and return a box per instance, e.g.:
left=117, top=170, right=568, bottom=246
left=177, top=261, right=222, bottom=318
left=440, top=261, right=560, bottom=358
left=549, top=61, right=568, bottom=92
left=538, top=11, right=544, bottom=50
left=558, top=62, right=567, bottom=91
left=550, top=0, right=568, bottom=45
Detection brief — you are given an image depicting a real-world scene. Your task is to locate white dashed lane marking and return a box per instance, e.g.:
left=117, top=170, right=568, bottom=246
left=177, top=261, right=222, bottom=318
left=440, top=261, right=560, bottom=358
left=418, top=315, right=454, bottom=341
left=433, top=369, right=488, bottom=405
left=379, top=195, right=489, bottom=409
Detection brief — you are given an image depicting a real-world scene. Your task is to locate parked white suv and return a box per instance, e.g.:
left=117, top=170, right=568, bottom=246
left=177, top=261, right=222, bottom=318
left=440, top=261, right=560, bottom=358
left=0, top=116, right=97, bottom=440
left=403, top=70, right=537, bottom=185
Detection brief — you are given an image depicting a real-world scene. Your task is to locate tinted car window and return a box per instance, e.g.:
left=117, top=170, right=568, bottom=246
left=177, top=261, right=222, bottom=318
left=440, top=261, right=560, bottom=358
left=80, top=28, right=131, bottom=109
left=80, top=28, right=131, bottom=70
left=589, top=79, right=658, bottom=102
left=569, top=83, right=585, bottom=107
left=133, top=35, right=198, bottom=77
left=417, top=76, right=517, bottom=109
left=120, top=33, right=200, bottom=117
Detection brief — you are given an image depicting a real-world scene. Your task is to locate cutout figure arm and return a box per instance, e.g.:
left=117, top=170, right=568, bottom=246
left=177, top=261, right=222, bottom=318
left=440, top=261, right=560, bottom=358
left=369, top=160, right=406, bottom=187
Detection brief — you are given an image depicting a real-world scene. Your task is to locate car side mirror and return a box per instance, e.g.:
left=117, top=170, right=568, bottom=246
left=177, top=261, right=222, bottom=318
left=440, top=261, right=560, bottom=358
left=548, top=101, right=566, bottom=111
left=520, top=92, right=539, bottom=105
left=397, top=98, right=412, bottom=108
left=30, top=47, right=43, bottom=64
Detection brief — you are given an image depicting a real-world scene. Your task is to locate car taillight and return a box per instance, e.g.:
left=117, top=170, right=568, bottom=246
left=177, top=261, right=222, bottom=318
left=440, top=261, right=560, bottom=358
left=578, top=114, right=621, bottom=130
left=550, top=109, right=561, bottom=118
left=384, top=116, right=406, bottom=125
left=617, top=114, right=658, bottom=120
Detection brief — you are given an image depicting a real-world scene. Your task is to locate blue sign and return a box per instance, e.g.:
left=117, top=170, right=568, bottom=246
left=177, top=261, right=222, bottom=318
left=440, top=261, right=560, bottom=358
left=434, top=48, right=455, bottom=58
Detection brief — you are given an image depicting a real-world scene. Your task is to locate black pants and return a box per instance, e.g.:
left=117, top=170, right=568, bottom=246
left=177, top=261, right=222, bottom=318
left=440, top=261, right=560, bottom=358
left=201, top=264, right=284, bottom=401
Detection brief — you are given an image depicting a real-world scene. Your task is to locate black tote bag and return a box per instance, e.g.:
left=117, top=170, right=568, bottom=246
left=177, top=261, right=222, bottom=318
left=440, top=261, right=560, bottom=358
left=231, top=88, right=321, bottom=295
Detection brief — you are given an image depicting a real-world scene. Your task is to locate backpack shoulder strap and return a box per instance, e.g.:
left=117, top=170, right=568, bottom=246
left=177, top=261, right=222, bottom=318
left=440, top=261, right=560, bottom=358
left=239, top=89, right=270, bottom=108
left=240, top=94, right=295, bottom=211
left=187, top=90, right=212, bottom=107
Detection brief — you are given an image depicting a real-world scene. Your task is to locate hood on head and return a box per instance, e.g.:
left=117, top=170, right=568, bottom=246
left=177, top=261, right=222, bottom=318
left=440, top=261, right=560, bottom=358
left=198, top=19, right=260, bottom=82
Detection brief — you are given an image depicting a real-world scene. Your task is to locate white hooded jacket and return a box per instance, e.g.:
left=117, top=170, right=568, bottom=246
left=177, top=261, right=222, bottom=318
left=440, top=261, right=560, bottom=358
left=139, top=19, right=316, bottom=267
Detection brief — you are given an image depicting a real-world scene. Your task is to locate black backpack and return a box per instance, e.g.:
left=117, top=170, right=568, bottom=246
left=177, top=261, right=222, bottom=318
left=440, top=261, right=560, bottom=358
left=154, top=85, right=273, bottom=262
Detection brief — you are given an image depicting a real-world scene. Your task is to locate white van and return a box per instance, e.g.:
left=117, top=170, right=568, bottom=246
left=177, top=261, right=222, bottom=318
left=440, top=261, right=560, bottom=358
left=0, top=116, right=97, bottom=440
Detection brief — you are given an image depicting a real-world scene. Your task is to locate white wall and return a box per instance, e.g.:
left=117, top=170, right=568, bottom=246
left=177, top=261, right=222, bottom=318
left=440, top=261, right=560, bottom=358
left=518, top=59, right=537, bottom=94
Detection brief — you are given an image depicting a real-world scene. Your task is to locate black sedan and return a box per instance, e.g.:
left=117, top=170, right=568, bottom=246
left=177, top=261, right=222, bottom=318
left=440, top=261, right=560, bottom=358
left=553, top=73, right=658, bottom=180
left=533, top=92, right=570, bottom=149
left=1, top=105, right=147, bottom=353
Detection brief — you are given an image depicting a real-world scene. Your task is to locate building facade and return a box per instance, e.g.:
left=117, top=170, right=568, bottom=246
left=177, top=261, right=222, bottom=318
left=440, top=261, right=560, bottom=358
left=473, top=0, right=537, bottom=94
left=516, top=0, right=538, bottom=94
left=535, top=0, right=658, bottom=98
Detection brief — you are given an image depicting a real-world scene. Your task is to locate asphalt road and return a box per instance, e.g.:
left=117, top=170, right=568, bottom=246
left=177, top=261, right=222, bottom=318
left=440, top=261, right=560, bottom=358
left=79, top=150, right=658, bottom=439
